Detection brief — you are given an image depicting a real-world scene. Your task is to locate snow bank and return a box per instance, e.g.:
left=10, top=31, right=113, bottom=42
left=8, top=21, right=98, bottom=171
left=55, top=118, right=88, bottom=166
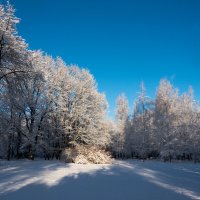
left=61, top=145, right=112, bottom=164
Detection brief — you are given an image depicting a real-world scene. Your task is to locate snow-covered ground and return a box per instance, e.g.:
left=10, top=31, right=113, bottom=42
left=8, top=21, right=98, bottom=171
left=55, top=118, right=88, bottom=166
left=0, top=160, right=200, bottom=200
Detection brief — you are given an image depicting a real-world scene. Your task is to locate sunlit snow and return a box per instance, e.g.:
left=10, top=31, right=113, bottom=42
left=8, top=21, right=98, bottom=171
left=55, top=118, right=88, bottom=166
left=0, top=160, right=200, bottom=200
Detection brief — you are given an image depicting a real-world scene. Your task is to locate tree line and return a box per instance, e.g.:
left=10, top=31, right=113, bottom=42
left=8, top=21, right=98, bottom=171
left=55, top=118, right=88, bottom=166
left=0, top=2, right=110, bottom=160
left=0, top=2, right=199, bottom=162
left=113, top=81, right=200, bottom=162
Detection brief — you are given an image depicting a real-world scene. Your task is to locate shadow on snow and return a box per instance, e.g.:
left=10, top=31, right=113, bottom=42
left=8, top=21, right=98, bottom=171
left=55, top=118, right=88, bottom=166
left=0, top=160, right=200, bottom=200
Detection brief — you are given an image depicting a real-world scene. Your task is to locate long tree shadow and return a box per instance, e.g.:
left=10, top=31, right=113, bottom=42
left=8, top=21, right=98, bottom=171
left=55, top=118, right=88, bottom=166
left=0, top=160, right=200, bottom=200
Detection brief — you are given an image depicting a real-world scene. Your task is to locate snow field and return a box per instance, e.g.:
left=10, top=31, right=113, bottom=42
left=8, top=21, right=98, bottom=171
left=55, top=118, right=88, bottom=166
left=0, top=160, right=200, bottom=200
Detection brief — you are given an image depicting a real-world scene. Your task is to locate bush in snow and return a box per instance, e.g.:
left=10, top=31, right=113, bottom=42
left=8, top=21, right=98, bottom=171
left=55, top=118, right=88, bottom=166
left=61, top=145, right=112, bottom=164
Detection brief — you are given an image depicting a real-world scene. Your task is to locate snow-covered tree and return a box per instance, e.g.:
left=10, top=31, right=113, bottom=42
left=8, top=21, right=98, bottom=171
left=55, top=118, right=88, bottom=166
left=0, top=1, right=29, bottom=81
left=124, top=82, right=154, bottom=159
left=112, top=93, right=129, bottom=158
left=153, top=79, right=179, bottom=160
left=51, top=64, right=108, bottom=148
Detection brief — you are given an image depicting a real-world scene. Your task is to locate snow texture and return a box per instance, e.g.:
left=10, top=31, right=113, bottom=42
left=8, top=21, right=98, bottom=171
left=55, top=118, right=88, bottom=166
left=0, top=160, right=200, bottom=200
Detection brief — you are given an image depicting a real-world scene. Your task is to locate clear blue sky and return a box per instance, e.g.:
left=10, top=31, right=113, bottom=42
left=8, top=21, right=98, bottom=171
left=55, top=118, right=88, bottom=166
left=7, top=0, right=200, bottom=118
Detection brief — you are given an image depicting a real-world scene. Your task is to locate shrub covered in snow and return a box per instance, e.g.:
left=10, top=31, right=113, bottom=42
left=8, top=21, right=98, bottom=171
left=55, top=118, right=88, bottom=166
left=61, top=145, right=112, bottom=164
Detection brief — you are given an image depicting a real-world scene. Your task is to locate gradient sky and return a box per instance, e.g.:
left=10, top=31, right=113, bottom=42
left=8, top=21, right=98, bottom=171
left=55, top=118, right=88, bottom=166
left=6, top=0, right=200, bottom=118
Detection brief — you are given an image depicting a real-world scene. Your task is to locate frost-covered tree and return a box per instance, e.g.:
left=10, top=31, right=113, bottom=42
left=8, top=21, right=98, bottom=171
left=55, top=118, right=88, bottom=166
left=153, top=79, right=179, bottom=161
left=51, top=65, right=108, bottom=148
left=124, top=82, right=154, bottom=159
left=0, top=1, right=31, bottom=160
left=173, top=87, right=200, bottom=161
left=0, top=1, right=29, bottom=80
left=112, top=93, right=129, bottom=158
left=0, top=51, right=47, bottom=159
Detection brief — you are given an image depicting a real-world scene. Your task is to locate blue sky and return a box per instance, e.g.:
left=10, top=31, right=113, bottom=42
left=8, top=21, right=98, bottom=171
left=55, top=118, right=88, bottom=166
left=7, top=0, right=200, bottom=118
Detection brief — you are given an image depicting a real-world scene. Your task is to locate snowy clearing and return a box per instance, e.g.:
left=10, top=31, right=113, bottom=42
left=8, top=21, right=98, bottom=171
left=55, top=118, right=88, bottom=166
left=0, top=160, right=200, bottom=200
